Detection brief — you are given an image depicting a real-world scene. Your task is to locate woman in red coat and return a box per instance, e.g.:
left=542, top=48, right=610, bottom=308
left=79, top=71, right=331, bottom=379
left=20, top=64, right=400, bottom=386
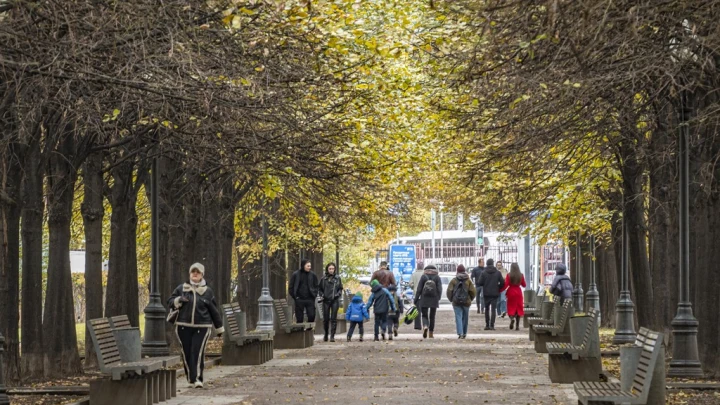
left=501, top=262, right=526, bottom=330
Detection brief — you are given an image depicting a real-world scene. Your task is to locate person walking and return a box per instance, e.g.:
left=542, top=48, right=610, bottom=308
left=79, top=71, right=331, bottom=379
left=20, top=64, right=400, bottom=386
left=447, top=265, right=476, bottom=339
left=371, top=261, right=397, bottom=287
left=410, top=265, right=425, bottom=330
left=470, top=258, right=485, bottom=314
left=415, top=264, right=442, bottom=339
left=550, top=263, right=573, bottom=305
left=318, top=262, right=343, bottom=342
left=289, top=259, right=319, bottom=323
left=346, top=292, right=370, bottom=342
left=168, top=263, right=224, bottom=388
left=478, top=258, right=504, bottom=330
left=367, top=279, right=397, bottom=341
left=387, top=284, right=404, bottom=339
left=501, top=263, right=526, bottom=330
left=496, top=261, right=508, bottom=318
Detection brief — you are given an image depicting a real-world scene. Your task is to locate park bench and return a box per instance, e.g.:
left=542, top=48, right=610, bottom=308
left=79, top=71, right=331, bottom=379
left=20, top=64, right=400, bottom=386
left=528, top=295, right=556, bottom=341
left=273, top=298, right=315, bottom=349
left=220, top=303, right=274, bottom=365
left=574, top=327, right=665, bottom=405
left=523, top=286, right=546, bottom=328
left=547, top=308, right=602, bottom=383
left=532, top=300, right=573, bottom=353
left=87, top=316, right=181, bottom=405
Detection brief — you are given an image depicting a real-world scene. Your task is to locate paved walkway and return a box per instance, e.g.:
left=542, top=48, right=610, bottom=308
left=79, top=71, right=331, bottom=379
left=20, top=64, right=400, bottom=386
left=169, top=309, right=578, bottom=404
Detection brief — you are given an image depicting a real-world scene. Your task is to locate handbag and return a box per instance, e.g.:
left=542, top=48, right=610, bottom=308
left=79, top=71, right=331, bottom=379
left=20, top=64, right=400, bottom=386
left=167, top=308, right=179, bottom=324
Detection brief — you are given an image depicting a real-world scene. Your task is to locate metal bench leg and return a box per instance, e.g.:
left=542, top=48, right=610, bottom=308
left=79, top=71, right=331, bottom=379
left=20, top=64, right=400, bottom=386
left=90, top=379, right=150, bottom=405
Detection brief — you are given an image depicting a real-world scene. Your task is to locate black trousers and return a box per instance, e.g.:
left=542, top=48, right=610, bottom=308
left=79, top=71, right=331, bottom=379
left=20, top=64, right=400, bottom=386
left=323, top=299, right=340, bottom=336
left=388, top=313, right=400, bottom=329
left=176, top=326, right=212, bottom=383
left=294, top=299, right=316, bottom=323
left=374, top=312, right=389, bottom=336
left=484, top=296, right=499, bottom=327
left=421, top=307, right=437, bottom=332
left=475, top=287, right=484, bottom=312
left=347, top=321, right=364, bottom=338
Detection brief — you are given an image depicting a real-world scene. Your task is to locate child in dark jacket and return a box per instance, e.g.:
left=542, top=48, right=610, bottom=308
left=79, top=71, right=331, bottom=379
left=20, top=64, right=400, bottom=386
left=346, top=292, right=370, bottom=342
left=367, top=279, right=397, bottom=341
left=387, top=284, right=405, bottom=340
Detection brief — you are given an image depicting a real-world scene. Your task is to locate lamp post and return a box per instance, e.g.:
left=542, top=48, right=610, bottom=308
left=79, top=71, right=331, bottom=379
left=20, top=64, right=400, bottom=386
left=586, top=235, right=601, bottom=326
left=142, top=135, right=169, bottom=357
left=613, top=202, right=636, bottom=344
left=0, top=332, right=9, bottom=405
left=572, top=231, right=584, bottom=314
left=431, top=208, right=436, bottom=260
left=668, top=90, right=703, bottom=377
left=439, top=202, right=444, bottom=262
left=257, top=216, right=274, bottom=331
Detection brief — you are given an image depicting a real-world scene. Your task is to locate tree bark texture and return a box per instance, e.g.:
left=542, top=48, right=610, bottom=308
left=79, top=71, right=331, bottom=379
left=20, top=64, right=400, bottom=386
left=0, top=149, right=22, bottom=384
left=687, top=87, right=720, bottom=376
left=648, top=100, right=680, bottom=342
left=81, top=151, right=104, bottom=368
left=20, top=125, right=45, bottom=379
left=43, top=131, right=83, bottom=377
left=620, top=145, right=654, bottom=329
left=595, top=237, right=619, bottom=328
left=156, top=156, right=186, bottom=348
left=105, top=160, right=144, bottom=327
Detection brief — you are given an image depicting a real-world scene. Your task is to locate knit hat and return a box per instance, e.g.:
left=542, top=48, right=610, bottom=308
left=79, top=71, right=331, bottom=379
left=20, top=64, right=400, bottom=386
left=456, top=264, right=466, bottom=273
left=370, top=279, right=380, bottom=288
left=189, top=262, right=205, bottom=275
left=424, top=264, right=437, bottom=271
left=556, top=263, right=567, bottom=275
left=355, top=292, right=363, bottom=298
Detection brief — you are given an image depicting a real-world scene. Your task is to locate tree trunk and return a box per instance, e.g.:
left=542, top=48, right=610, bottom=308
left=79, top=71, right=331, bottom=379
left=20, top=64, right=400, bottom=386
left=687, top=87, right=720, bottom=377
left=43, top=132, right=82, bottom=377
left=20, top=131, right=45, bottom=379
left=0, top=149, right=22, bottom=384
left=237, top=255, right=262, bottom=329
left=81, top=151, right=104, bottom=368
left=105, top=161, right=144, bottom=327
left=648, top=101, right=680, bottom=342
left=155, top=156, right=186, bottom=348
left=620, top=142, right=654, bottom=328
left=596, top=236, right=619, bottom=328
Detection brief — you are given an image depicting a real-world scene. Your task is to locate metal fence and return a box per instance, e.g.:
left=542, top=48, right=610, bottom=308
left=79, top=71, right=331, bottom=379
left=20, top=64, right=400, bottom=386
left=414, top=242, right=519, bottom=270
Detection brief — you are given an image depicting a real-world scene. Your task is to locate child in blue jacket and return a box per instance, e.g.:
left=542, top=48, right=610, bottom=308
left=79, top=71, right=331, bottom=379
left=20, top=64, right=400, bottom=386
left=346, top=292, right=370, bottom=342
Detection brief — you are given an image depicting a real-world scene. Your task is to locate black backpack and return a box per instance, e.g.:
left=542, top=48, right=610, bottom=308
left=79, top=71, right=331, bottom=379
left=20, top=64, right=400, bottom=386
left=452, top=279, right=469, bottom=305
left=422, top=278, right=437, bottom=297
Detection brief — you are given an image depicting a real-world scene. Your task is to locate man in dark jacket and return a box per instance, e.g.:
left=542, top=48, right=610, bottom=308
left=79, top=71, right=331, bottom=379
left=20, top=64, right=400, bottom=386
left=478, top=258, right=504, bottom=330
left=289, top=259, right=319, bottom=323
left=470, top=258, right=485, bottom=314
left=371, top=261, right=397, bottom=287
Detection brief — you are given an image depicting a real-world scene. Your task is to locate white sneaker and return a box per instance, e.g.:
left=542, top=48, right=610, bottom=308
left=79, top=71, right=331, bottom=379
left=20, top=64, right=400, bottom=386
left=194, top=381, right=204, bottom=389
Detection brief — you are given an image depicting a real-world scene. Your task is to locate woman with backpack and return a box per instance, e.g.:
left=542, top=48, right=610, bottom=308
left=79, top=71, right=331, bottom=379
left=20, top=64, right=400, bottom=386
left=446, top=265, right=476, bottom=339
left=414, top=264, right=442, bottom=339
left=318, top=262, right=344, bottom=342
left=550, top=263, right=573, bottom=305
left=501, top=262, right=526, bottom=330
